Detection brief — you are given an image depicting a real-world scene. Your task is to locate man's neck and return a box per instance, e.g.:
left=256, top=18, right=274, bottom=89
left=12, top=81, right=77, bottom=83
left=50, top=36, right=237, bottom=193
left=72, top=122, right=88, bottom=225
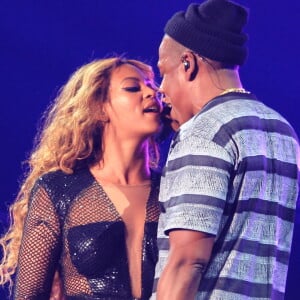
left=192, top=68, right=243, bottom=113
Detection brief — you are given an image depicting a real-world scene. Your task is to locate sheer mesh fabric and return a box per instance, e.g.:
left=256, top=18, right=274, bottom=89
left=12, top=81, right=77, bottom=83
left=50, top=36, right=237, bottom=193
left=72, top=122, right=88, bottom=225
left=15, top=186, right=61, bottom=299
left=14, top=168, right=160, bottom=300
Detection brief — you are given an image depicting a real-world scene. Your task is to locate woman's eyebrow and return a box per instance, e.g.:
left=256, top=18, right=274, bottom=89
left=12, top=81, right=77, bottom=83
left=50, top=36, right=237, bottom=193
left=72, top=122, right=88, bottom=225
left=120, top=77, right=140, bottom=84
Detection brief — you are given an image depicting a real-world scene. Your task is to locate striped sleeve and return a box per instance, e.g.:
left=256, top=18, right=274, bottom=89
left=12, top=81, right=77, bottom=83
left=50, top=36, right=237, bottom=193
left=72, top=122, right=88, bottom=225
left=159, top=134, right=234, bottom=236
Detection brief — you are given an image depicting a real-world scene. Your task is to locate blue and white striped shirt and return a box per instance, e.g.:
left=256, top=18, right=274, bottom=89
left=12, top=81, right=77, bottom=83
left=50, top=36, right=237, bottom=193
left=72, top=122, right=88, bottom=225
left=152, top=93, right=300, bottom=300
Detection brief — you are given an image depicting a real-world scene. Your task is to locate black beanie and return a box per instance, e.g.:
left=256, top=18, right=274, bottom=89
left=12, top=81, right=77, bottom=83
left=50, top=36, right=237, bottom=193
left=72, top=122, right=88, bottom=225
left=164, top=0, right=249, bottom=65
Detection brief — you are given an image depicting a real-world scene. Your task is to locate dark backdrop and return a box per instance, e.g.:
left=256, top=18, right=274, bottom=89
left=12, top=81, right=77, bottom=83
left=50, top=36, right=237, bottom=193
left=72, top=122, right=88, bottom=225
left=0, top=1, right=299, bottom=299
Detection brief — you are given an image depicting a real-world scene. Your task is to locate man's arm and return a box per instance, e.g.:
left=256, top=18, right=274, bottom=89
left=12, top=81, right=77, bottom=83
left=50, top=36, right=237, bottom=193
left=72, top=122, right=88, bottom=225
left=156, top=229, right=214, bottom=300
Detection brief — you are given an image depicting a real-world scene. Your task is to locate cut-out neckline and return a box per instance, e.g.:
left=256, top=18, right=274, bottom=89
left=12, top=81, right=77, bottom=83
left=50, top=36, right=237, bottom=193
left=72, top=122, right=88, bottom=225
left=87, top=168, right=152, bottom=221
left=86, top=168, right=154, bottom=299
left=99, top=181, right=151, bottom=188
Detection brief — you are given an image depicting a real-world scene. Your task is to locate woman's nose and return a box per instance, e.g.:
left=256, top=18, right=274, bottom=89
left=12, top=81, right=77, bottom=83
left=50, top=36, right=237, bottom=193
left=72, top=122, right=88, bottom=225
left=144, top=92, right=154, bottom=99
left=143, top=86, right=156, bottom=99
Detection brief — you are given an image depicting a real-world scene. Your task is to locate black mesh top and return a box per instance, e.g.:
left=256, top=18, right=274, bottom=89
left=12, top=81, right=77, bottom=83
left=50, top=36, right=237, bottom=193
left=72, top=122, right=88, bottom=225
left=14, top=167, right=160, bottom=300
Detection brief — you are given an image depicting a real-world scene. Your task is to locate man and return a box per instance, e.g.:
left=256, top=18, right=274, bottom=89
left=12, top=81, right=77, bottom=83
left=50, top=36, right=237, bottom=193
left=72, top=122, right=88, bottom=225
left=152, top=0, right=300, bottom=299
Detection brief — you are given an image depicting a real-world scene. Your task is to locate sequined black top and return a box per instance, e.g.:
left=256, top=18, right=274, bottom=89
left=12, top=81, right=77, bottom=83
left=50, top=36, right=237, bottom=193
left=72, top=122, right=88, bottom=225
left=14, top=168, right=160, bottom=300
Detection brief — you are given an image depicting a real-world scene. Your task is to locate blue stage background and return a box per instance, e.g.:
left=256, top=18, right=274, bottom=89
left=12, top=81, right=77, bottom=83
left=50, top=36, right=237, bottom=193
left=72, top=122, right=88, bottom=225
left=0, top=1, right=299, bottom=299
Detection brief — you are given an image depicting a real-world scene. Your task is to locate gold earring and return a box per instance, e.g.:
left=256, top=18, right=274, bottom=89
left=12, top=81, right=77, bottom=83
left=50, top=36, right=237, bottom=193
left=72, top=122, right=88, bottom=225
left=99, top=111, right=109, bottom=123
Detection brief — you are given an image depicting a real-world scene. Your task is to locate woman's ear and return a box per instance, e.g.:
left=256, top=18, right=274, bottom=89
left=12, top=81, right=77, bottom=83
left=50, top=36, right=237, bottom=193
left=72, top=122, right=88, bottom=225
left=99, top=111, right=109, bottom=123
left=98, top=103, right=110, bottom=123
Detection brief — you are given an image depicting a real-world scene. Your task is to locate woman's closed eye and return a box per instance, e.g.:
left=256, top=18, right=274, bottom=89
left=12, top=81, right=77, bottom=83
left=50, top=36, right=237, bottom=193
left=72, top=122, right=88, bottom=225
left=122, top=86, right=141, bottom=92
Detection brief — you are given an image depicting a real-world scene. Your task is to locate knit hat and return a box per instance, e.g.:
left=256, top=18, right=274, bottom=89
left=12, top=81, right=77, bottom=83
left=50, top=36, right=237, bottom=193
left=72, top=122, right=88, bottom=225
left=164, top=0, right=249, bottom=65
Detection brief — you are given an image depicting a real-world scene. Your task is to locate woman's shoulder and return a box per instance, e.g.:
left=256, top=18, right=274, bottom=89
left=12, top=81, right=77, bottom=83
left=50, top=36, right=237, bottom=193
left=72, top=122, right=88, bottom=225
left=31, top=168, right=96, bottom=220
left=39, top=167, right=91, bottom=183
left=34, top=167, right=95, bottom=199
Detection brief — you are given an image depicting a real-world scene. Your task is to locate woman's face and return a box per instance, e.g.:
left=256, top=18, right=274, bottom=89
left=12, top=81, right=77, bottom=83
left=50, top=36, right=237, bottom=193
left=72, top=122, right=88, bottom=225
left=104, top=63, right=162, bottom=139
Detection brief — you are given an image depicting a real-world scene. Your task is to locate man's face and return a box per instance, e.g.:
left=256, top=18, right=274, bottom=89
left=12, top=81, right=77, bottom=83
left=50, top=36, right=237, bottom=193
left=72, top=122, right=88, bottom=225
left=157, top=36, right=193, bottom=126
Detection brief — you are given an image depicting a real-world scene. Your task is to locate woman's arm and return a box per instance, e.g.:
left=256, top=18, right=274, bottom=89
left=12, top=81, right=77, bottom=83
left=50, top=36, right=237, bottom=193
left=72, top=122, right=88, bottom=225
left=14, top=184, right=62, bottom=300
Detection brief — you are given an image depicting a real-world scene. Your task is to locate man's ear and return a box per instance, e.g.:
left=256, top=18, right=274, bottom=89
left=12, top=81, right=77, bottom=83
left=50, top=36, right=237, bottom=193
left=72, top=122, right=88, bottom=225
left=181, top=56, right=190, bottom=72
left=181, top=51, right=199, bottom=81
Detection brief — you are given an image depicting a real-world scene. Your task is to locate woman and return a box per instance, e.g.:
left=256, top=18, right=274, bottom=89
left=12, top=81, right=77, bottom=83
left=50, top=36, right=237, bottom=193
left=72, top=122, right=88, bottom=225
left=0, top=57, right=163, bottom=299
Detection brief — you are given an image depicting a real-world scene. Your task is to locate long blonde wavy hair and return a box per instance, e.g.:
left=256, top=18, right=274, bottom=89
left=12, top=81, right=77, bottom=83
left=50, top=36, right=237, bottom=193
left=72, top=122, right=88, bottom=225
left=0, top=57, right=159, bottom=288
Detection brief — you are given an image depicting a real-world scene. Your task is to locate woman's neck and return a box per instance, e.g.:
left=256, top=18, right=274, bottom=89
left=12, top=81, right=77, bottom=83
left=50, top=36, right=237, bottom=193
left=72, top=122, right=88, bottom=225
left=91, top=135, right=151, bottom=185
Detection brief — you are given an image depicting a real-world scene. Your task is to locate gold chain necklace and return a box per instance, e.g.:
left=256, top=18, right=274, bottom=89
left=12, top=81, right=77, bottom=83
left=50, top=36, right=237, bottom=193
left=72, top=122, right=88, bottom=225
left=220, top=87, right=250, bottom=95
